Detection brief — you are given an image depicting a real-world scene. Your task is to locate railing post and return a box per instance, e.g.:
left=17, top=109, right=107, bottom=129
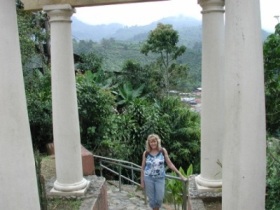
left=131, top=163, right=134, bottom=185
left=182, top=179, right=187, bottom=210
left=100, top=160, right=103, bottom=177
left=118, top=166, right=122, bottom=191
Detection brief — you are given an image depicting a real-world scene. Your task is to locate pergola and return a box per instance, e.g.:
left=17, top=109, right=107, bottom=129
left=0, top=0, right=266, bottom=209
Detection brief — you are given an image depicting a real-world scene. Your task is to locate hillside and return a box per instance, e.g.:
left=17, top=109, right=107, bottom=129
left=72, top=15, right=202, bottom=47
left=72, top=15, right=271, bottom=46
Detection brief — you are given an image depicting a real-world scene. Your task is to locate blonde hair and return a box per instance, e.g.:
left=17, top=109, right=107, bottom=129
left=145, top=134, right=162, bottom=152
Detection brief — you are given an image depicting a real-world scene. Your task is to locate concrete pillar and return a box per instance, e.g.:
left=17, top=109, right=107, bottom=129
left=0, top=1, right=40, bottom=209
left=223, top=0, right=266, bottom=209
left=43, top=4, right=89, bottom=194
left=195, top=0, right=225, bottom=190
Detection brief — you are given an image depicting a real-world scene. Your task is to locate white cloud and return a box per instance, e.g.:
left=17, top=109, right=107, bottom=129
left=74, top=0, right=279, bottom=32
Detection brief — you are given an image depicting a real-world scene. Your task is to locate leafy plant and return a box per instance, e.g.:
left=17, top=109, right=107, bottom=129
left=116, top=82, right=145, bottom=111
left=165, top=164, right=193, bottom=210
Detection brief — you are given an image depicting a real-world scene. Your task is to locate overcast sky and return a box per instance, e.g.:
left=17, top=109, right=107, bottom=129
left=73, top=0, right=280, bottom=32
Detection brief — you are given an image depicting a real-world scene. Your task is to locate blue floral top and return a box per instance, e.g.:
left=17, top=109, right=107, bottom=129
left=144, top=151, right=165, bottom=178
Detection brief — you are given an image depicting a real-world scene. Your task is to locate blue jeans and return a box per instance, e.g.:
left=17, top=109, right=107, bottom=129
left=144, top=176, right=165, bottom=209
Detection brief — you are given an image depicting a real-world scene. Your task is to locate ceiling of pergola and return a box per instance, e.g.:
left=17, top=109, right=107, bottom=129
left=22, top=0, right=166, bottom=10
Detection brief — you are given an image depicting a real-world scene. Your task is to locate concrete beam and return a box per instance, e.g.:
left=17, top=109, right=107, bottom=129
left=22, top=0, right=167, bottom=11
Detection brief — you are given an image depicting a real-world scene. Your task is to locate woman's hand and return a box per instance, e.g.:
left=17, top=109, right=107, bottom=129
left=181, top=176, right=187, bottom=182
left=179, top=174, right=187, bottom=182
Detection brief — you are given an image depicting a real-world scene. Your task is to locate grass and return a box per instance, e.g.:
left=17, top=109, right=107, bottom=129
left=47, top=198, right=81, bottom=210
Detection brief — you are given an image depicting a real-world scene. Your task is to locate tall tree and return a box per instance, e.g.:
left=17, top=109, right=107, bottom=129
left=141, top=23, right=188, bottom=95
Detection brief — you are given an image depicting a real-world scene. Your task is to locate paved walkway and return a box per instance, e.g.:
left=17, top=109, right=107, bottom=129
left=107, top=181, right=171, bottom=210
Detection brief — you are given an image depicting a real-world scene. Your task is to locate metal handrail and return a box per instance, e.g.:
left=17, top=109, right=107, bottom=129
left=93, top=154, right=189, bottom=210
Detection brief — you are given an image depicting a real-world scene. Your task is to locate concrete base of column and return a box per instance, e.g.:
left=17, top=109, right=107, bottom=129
left=195, top=175, right=222, bottom=192
left=50, top=178, right=90, bottom=196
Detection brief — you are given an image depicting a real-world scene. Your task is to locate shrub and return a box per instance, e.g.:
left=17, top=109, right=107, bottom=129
left=25, top=70, right=52, bottom=152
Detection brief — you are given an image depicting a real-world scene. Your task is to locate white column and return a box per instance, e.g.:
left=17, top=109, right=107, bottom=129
left=0, top=1, right=40, bottom=209
left=223, top=0, right=266, bottom=209
left=44, top=4, right=88, bottom=194
left=195, top=0, right=225, bottom=190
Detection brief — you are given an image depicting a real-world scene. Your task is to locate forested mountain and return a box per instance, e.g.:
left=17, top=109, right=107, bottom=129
left=72, top=15, right=202, bottom=47
left=72, top=15, right=271, bottom=44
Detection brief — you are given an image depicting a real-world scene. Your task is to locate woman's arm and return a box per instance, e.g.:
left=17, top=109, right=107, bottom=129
left=140, top=151, right=146, bottom=189
left=163, top=148, right=186, bottom=179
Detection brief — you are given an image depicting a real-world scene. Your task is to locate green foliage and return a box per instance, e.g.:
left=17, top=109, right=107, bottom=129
left=165, top=164, right=193, bottom=210
left=17, top=7, right=50, bottom=73
left=76, top=71, right=116, bottom=150
left=141, top=23, right=188, bottom=94
left=121, top=60, right=148, bottom=89
left=263, top=23, right=280, bottom=136
left=141, top=23, right=185, bottom=56
left=17, top=8, right=37, bottom=66
left=263, top=24, right=280, bottom=209
left=25, top=70, right=52, bottom=152
left=121, top=98, right=168, bottom=164
left=108, top=96, right=201, bottom=169
left=266, top=137, right=280, bottom=210
left=116, top=83, right=144, bottom=108
left=73, top=39, right=97, bottom=55
left=73, top=38, right=200, bottom=93
left=120, top=60, right=164, bottom=99
left=158, top=96, right=201, bottom=172
left=76, top=52, right=103, bottom=73
left=178, top=42, right=202, bottom=90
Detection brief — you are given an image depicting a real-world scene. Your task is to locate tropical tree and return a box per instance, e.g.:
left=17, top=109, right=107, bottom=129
left=141, top=23, right=188, bottom=95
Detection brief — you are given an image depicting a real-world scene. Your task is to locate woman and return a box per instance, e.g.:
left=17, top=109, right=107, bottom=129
left=140, top=134, right=186, bottom=210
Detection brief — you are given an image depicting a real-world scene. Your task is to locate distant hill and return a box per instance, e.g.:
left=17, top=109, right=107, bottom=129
left=72, top=18, right=123, bottom=41
left=72, top=16, right=202, bottom=47
left=72, top=15, right=271, bottom=46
